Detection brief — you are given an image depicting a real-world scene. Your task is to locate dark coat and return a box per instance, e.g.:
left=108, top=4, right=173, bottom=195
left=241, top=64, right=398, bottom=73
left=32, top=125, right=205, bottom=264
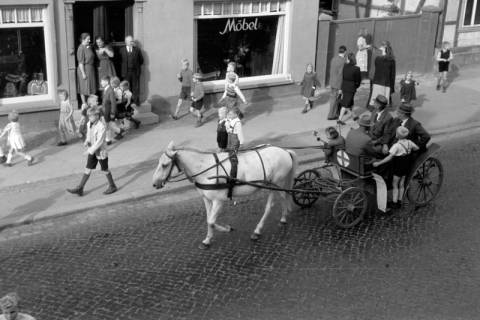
left=341, top=63, right=361, bottom=93
left=102, top=85, right=117, bottom=123
left=323, top=136, right=345, bottom=162
left=388, top=117, right=431, bottom=151
left=345, top=128, right=377, bottom=157
left=119, top=46, right=144, bottom=78
left=370, top=110, right=393, bottom=145
left=372, top=56, right=396, bottom=93
left=329, top=55, right=345, bottom=89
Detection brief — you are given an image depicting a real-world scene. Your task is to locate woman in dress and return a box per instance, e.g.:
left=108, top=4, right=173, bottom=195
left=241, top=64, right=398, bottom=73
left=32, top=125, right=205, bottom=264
left=95, top=36, right=116, bottom=90
left=77, top=33, right=97, bottom=109
left=338, top=53, right=361, bottom=125
left=369, top=40, right=396, bottom=106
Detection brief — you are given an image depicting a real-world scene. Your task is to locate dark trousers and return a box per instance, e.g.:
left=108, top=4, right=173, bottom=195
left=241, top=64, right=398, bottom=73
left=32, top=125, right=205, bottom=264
left=125, top=71, right=140, bottom=104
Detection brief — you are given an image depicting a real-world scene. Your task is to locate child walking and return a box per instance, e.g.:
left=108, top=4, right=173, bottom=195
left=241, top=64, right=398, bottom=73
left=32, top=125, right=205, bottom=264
left=225, top=62, right=239, bottom=87
left=0, top=111, right=34, bottom=167
left=67, top=106, right=118, bottom=196
left=436, top=41, right=453, bottom=93
left=190, top=73, right=205, bottom=127
left=219, top=73, right=247, bottom=117
left=172, top=59, right=193, bottom=120
left=399, top=71, right=419, bottom=104
left=216, top=107, right=228, bottom=152
left=57, top=89, right=77, bottom=146
left=299, top=63, right=321, bottom=114
left=373, top=126, right=419, bottom=209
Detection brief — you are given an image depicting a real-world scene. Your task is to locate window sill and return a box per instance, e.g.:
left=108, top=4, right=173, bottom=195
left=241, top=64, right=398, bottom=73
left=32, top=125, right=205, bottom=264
left=203, top=74, right=294, bottom=93
left=458, top=25, right=480, bottom=33
left=0, top=96, right=57, bottom=116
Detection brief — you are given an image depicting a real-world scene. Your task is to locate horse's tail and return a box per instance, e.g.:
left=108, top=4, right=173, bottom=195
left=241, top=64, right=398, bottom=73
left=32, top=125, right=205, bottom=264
left=285, top=149, right=298, bottom=209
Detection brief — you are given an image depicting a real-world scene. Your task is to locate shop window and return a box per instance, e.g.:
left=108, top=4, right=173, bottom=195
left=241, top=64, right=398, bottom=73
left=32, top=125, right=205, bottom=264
left=195, top=1, right=288, bottom=81
left=0, top=7, right=48, bottom=100
left=463, top=0, right=480, bottom=26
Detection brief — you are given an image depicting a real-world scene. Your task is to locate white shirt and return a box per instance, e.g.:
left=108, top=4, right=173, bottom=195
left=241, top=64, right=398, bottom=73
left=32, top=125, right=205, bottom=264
left=226, top=118, right=244, bottom=144
left=389, top=139, right=418, bottom=156
left=86, top=120, right=108, bottom=159
left=376, top=109, right=385, bottom=121
left=401, top=118, right=408, bottom=127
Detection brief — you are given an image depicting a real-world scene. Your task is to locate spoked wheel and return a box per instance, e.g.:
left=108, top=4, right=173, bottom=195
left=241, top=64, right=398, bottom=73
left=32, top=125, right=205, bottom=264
left=292, top=169, right=321, bottom=208
left=332, top=187, right=368, bottom=228
left=407, top=157, right=444, bottom=207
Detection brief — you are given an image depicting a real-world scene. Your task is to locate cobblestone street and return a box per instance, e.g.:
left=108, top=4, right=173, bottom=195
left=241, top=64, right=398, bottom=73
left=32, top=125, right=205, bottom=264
left=0, top=133, right=479, bottom=320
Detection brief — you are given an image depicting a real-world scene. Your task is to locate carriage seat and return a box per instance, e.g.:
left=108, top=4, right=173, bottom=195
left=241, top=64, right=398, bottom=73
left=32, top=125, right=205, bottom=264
left=332, top=149, right=373, bottom=177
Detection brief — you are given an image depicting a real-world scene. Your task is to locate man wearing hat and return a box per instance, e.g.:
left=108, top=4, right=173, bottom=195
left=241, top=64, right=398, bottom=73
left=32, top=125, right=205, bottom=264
left=388, top=103, right=430, bottom=151
left=370, top=94, right=393, bottom=155
left=0, top=292, right=36, bottom=320
left=345, top=114, right=378, bottom=157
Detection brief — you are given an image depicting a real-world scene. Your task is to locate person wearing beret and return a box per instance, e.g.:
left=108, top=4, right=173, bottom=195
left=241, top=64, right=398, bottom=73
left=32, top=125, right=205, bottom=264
left=388, top=103, right=430, bottom=151
left=370, top=94, right=393, bottom=155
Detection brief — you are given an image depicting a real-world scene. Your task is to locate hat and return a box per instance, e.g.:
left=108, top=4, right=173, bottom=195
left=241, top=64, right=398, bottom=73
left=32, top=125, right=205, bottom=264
left=374, top=95, right=388, bottom=107
left=0, top=293, right=18, bottom=310
left=396, top=126, right=409, bottom=139
left=398, top=103, right=414, bottom=114
left=193, top=73, right=202, bottom=79
left=357, top=114, right=372, bottom=127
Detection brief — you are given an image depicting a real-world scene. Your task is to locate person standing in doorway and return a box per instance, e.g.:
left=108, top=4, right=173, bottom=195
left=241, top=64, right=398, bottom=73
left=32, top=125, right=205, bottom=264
left=76, top=33, right=97, bottom=109
left=327, top=45, right=346, bottom=120
left=119, top=35, right=144, bottom=105
left=369, top=41, right=396, bottom=107
left=95, top=36, right=116, bottom=91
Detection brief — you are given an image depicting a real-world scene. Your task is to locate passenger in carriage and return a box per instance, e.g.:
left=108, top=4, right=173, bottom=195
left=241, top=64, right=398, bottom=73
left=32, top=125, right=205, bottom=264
left=373, top=126, right=419, bottom=209
left=369, top=94, right=393, bottom=155
left=387, top=103, right=430, bottom=152
left=345, top=114, right=378, bottom=158
left=314, top=126, right=345, bottom=163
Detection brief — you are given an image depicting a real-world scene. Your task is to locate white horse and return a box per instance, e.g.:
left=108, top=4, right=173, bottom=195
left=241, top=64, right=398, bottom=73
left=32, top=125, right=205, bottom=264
left=152, top=141, right=298, bottom=249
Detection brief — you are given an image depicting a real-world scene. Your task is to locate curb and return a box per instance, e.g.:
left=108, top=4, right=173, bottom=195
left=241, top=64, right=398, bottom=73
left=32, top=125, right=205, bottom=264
left=0, top=121, right=479, bottom=233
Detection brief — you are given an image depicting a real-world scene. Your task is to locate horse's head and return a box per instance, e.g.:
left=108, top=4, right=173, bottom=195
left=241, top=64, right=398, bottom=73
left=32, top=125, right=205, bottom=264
left=153, top=141, right=179, bottom=189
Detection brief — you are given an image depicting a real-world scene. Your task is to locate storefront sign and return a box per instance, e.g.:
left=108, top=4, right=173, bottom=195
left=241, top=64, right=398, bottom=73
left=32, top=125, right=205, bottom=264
left=219, top=18, right=259, bottom=35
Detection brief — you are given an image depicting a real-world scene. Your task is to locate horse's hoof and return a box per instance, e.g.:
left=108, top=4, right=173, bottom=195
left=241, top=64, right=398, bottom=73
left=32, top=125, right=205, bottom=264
left=250, top=233, right=261, bottom=241
left=226, top=225, right=234, bottom=232
left=198, top=242, right=210, bottom=250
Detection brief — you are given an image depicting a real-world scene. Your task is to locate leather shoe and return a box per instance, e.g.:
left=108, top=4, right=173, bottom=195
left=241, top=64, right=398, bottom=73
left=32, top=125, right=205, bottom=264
left=67, top=187, right=83, bottom=196
left=103, top=185, right=117, bottom=195
left=0, top=156, right=6, bottom=164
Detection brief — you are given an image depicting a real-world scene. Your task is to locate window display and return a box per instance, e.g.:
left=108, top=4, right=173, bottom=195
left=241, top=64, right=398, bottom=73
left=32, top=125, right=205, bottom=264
left=0, top=7, right=47, bottom=100
left=195, top=1, right=288, bottom=81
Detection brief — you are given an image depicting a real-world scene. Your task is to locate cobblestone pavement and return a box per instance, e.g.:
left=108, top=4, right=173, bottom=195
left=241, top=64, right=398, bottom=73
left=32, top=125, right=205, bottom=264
left=0, top=133, right=480, bottom=320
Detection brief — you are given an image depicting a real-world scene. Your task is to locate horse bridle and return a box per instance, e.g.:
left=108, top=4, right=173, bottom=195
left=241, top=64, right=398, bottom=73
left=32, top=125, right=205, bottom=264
left=164, top=150, right=184, bottom=182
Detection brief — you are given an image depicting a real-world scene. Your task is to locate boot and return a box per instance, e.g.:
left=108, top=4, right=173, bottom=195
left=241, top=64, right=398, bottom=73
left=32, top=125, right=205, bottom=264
left=0, top=155, right=6, bottom=164
left=130, top=117, right=141, bottom=129
left=103, top=172, right=118, bottom=195
left=67, top=174, right=90, bottom=196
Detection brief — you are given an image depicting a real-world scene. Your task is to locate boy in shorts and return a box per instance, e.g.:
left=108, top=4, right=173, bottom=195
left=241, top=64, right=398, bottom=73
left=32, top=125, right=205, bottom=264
left=172, top=59, right=193, bottom=120
left=190, top=73, right=205, bottom=127
left=67, top=106, right=118, bottom=196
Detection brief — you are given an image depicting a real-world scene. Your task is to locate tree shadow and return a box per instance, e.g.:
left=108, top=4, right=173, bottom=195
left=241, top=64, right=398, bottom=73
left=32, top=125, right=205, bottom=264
left=7, top=189, right=65, bottom=218
left=243, top=88, right=275, bottom=121
left=412, top=93, right=428, bottom=108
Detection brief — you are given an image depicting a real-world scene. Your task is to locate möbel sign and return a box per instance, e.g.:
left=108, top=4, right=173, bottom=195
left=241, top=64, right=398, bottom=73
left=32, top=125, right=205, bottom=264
left=219, top=18, right=259, bottom=35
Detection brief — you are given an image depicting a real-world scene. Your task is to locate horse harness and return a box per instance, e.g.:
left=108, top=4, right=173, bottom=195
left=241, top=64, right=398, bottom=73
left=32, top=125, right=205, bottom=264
left=194, top=149, right=267, bottom=198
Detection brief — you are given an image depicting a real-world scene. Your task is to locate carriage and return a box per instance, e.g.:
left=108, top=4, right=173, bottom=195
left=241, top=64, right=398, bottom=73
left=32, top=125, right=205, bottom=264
left=291, top=143, right=444, bottom=228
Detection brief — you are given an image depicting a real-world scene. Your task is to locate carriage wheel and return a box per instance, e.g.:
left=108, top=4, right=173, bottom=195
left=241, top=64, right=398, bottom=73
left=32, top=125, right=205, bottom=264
left=407, top=157, right=444, bottom=207
left=292, top=169, right=321, bottom=208
left=332, top=187, right=368, bottom=228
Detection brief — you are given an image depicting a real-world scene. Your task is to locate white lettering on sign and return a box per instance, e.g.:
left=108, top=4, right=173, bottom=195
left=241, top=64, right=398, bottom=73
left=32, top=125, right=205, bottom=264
left=219, top=18, right=259, bottom=35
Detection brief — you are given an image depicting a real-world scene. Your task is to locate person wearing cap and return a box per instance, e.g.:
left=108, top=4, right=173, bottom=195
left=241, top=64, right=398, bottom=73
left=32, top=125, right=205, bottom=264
left=373, top=126, right=419, bottom=209
left=345, top=114, right=377, bottom=157
left=370, top=94, right=393, bottom=155
left=388, top=103, right=430, bottom=151
left=0, top=292, right=36, bottom=320
left=67, top=106, right=118, bottom=196
left=190, top=73, right=205, bottom=127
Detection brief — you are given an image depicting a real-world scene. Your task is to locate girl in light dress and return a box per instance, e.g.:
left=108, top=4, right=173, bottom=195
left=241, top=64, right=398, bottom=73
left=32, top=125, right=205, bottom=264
left=57, top=89, right=77, bottom=146
left=0, top=111, right=34, bottom=167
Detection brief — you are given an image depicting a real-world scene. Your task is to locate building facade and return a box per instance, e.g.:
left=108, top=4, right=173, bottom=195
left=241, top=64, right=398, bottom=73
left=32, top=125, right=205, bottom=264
left=0, top=0, right=319, bottom=121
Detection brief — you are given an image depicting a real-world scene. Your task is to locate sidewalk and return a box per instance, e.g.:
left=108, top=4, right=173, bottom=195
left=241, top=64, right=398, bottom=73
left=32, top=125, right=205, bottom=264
left=1, top=64, right=480, bottom=230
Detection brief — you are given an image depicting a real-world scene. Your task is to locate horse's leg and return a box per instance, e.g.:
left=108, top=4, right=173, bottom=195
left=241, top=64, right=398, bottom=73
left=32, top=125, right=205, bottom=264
left=251, top=192, right=275, bottom=241
left=201, top=199, right=224, bottom=248
left=200, top=197, right=213, bottom=249
left=278, top=191, right=290, bottom=224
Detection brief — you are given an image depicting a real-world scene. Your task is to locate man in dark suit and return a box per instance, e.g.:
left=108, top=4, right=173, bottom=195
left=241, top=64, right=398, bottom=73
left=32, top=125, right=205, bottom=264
left=327, top=45, right=346, bottom=120
left=100, top=75, right=123, bottom=144
left=345, top=114, right=377, bottom=157
left=370, top=94, right=393, bottom=155
left=119, top=35, right=144, bottom=105
left=387, top=103, right=431, bottom=151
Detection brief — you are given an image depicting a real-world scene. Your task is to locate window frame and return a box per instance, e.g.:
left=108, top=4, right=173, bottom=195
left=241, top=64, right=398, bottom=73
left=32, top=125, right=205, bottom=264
left=462, top=0, right=480, bottom=28
left=0, top=2, right=57, bottom=111
left=194, top=0, right=293, bottom=93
